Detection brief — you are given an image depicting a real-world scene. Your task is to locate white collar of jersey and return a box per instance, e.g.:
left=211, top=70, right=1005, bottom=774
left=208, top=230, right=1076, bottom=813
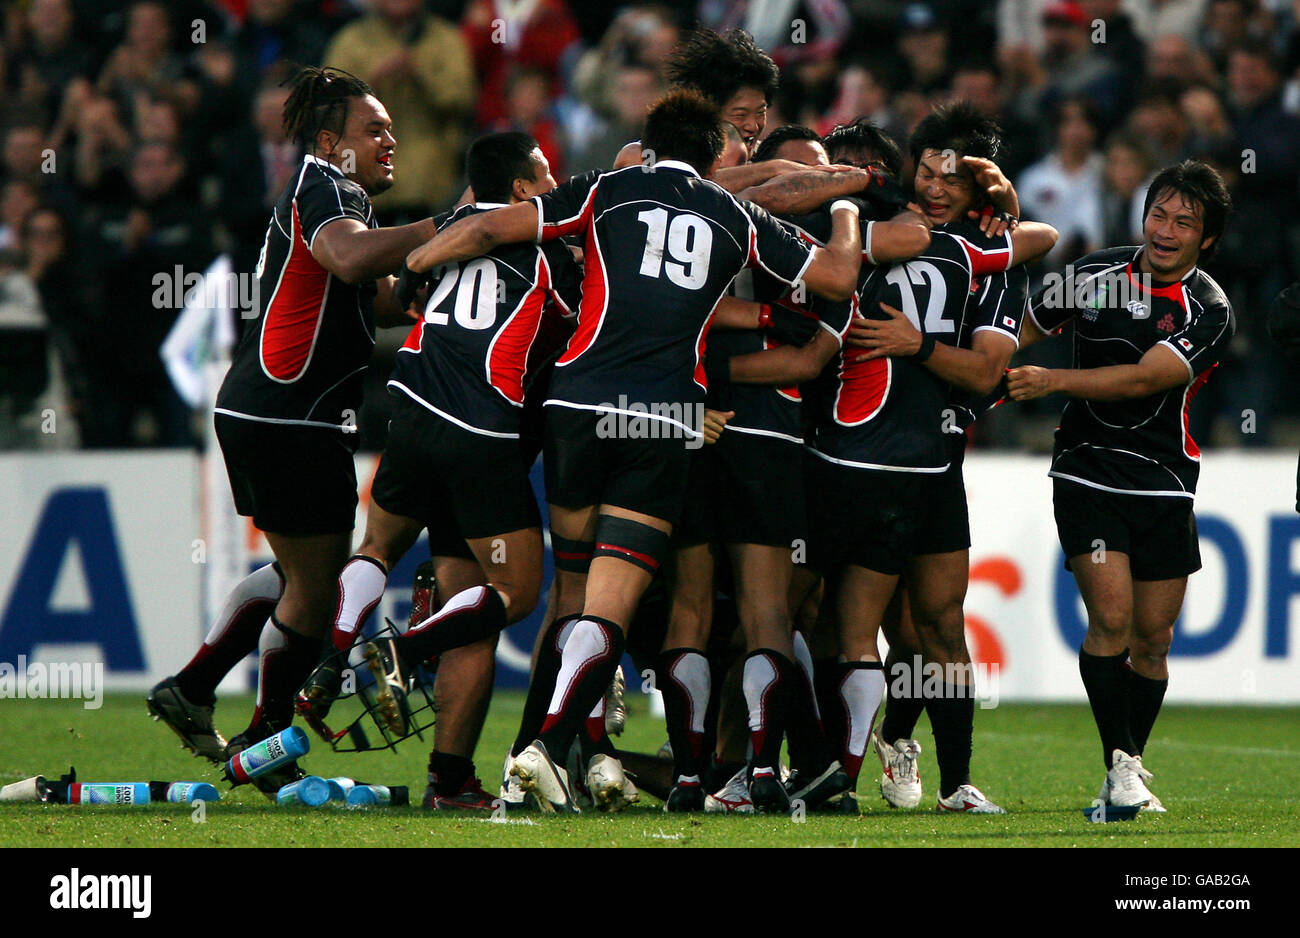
left=303, top=154, right=346, bottom=178
left=652, top=160, right=701, bottom=178
left=473, top=202, right=509, bottom=209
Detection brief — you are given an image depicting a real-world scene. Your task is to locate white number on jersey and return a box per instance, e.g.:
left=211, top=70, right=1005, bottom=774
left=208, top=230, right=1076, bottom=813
left=885, top=261, right=953, bottom=334
left=423, top=258, right=499, bottom=331
left=637, top=208, right=713, bottom=290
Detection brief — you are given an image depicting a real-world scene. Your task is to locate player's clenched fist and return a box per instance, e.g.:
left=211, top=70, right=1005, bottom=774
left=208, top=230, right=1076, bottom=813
left=1005, top=365, right=1054, bottom=400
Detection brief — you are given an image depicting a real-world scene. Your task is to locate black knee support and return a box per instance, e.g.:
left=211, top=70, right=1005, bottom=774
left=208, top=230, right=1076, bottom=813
left=593, top=515, right=670, bottom=575
left=551, top=533, right=594, bottom=573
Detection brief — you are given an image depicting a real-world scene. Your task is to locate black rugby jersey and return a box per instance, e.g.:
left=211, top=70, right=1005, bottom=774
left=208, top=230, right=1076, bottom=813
left=533, top=162, right=815, bottom=436
left=951, top=265, right=1031, bottom=433
left=707, top=208, right=877, bottom=443
left=388, top=202, right=581, bottom=438
left=1028, top=246, right=1234, bottom=497
left=805, top=223, right=1014, bottom=471
left=216, top=155, right=378, bottom=430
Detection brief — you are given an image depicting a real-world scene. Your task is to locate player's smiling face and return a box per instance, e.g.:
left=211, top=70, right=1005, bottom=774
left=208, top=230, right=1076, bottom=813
left=722, top=86, right=768, bottom=156
left=914, top=148, right=978, bottom=224
left=329, top=94, right=397, bottom=196
left=1140, top=188, right=1210, bottom=281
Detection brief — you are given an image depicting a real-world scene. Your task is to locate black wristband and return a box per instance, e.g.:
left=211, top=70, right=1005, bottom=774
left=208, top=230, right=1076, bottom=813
left=912, top=333, right=936, bottom=362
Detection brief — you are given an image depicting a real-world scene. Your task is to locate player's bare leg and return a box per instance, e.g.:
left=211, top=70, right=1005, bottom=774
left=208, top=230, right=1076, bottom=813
left=1069, top=551, right=1154, bottom=807
left=659, top=542, right=715, bottom=809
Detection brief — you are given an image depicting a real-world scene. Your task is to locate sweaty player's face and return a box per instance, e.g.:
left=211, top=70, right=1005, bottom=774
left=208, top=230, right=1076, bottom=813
left=514, top=148, right=557, bottom=201
left=722, top=86, right=768, bottom=155
left=772, top=138, right=829, bottom=167
left=1141, top=188, right=1209, bottom=280
left=914, top=148, right=977, bottom=225
left=330, top=95, right=396, bottom=196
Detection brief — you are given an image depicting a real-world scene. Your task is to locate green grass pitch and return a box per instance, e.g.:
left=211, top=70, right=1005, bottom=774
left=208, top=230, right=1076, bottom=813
left=1, top=692, right=1296, bottom=848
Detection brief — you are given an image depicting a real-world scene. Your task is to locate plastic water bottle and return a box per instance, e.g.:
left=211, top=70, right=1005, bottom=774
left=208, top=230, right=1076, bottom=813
left=345, top=784, right=409, bottom=807
left=276, top=776, right=330, bottom=806
left=66, top=783, right=150, bottom=805
left=224, top=727, right=309, bottom=784
left=325, top=777, right=355, bottom=801
left=164, top=782, right=220, bottom=803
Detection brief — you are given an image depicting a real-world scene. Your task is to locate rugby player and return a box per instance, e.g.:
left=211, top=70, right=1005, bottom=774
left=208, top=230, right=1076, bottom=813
left=838, top=107, right=1051, bottom=812
left=299, top=132, right=583, bottom=809
left=146, top=67, right=438, bottom=792
left=721, top=105, right=1057, bottom=813
left=667, top=124, right=932, bottom=814
left=1007, top=160, right=1234, bottom=811
left=402, top=89, right=862, bottom=812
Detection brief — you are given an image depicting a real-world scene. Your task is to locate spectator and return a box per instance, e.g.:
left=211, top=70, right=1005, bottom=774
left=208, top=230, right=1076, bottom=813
left=323, top=0, right=476, bottom=220
left=1015, top=1, right=1128, bottom=125
left=461, top=0, right=580, bottom=129
left=496, top=66, right=565, bottom=178
left=896, top=2, right=953, bottom=94
left=230, top=0, right=331, bottom=110
left=0, top=178, right=40, bottom=250
left=1145, top=32, right=1219, bottom=90
left=1128, top=0, right=1212, bottom=43
left=1125, top=82, right=1191, bottom=165
left=1098, top=130, right=1155, bottom=244
left=569, top=62, right=662, bottom=173
left=949, top=61, right=1042, bottom=180
left=1018, top=96, right=1106, bottom=267
left=7, top=0, right=95, bottom=120
left=82, top=140, right=213, bottom=447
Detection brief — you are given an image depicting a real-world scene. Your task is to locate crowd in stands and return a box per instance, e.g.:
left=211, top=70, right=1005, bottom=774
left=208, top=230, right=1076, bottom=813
left=0, top=0, right=1296, bottom=451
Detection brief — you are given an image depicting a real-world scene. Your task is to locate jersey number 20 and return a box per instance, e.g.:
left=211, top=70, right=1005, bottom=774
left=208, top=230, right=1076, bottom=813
left=637, top=208, right=712, bottom=290
left=424, top=259, right=499, bottom=330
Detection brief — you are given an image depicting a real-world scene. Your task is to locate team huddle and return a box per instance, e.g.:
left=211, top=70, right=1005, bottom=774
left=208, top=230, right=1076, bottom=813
left=146, top=27, right=1234, bottom=817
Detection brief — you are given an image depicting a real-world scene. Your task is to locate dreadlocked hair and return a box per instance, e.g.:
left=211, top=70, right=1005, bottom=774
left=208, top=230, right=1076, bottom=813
left=281, top=66, right=374, bottom=153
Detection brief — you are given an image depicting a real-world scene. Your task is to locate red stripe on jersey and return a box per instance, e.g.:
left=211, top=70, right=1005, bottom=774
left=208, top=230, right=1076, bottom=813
left=541, top=180, right=599, bottom=241
left=764, top=335, right=802, bottom=401
left=1127, top=263, right=1189, bottom=310
left=957, top=235, right=1013, bottom=277
left=487, top=256, right=549, bottom=404
left=834, top=353, right=890, bottom=425
left=694, top=306, right=716, bottom=392
left=261, top=202, right=329, bottom=382
left=400, top=319, right=424, bottom=352
left=557, top=225, right=608, bottom=366
left=1182, top=364, right=1215, bottom=459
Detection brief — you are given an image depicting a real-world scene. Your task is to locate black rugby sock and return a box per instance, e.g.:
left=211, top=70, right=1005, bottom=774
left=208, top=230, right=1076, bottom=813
left=1127, top=668, right=1168, bottom=755
left=926, top=683, right=975, bottom=799
left=880, top=647, right=927, bottom=744
left=1079, top=648, right=1137, bottom=769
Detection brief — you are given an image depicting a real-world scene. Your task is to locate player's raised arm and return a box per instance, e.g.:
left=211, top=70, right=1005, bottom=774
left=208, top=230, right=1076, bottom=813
left=405, top=201, right=539, bottom=272
left=867, top=208, right=933, bottom=264
left=799, top=202, right=863, bottom=300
